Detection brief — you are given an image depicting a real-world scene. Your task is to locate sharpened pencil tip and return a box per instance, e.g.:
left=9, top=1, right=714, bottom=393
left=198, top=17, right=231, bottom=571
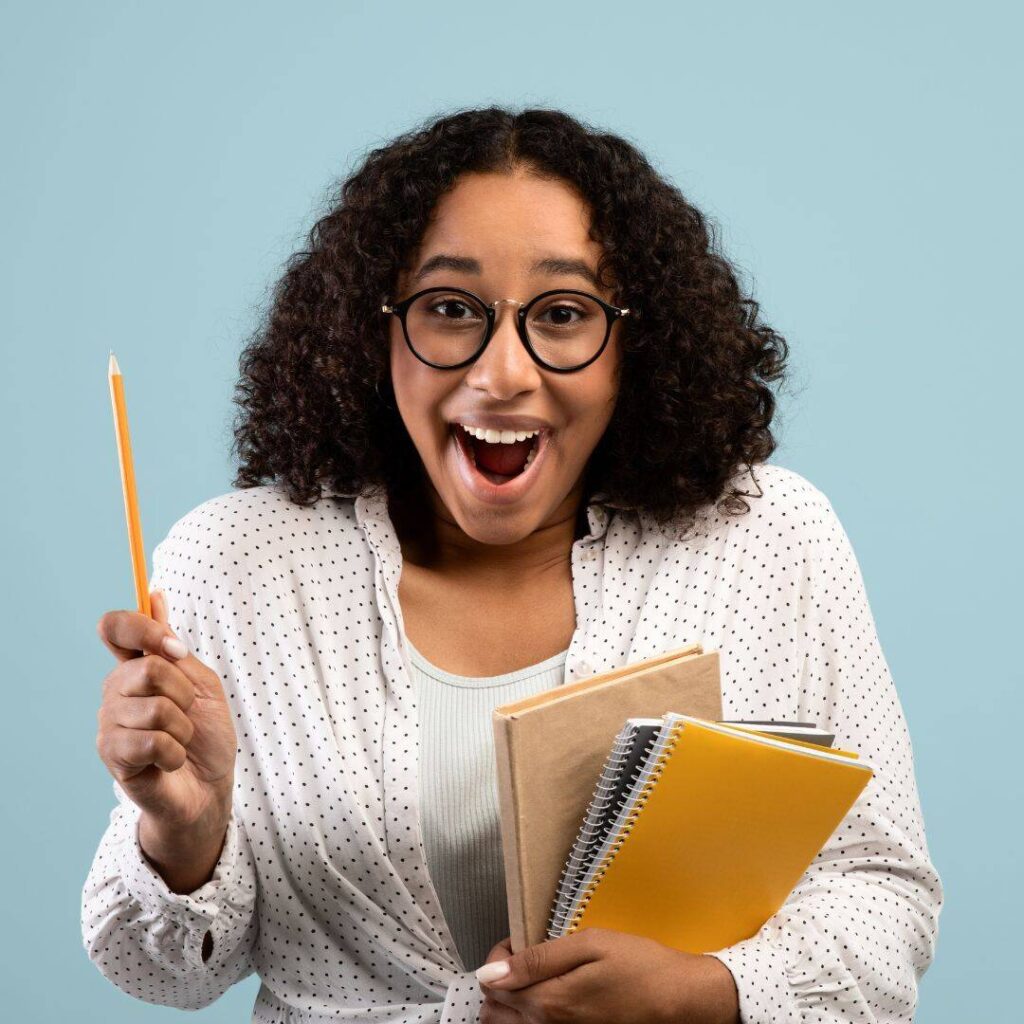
left=108, top=351, right=120, bottom=376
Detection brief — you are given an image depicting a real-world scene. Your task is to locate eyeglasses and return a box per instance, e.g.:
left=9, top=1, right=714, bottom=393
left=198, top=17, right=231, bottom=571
left=380, top=286, right=638, bottom=373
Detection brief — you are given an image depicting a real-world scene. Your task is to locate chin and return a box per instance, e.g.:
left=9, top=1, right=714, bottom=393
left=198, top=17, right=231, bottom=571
left=448, top=496, right=546, bottom=544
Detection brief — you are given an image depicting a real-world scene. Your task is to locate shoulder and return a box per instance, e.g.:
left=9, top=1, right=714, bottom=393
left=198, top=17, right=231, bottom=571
left=733, top=461, right=838, bottom=543
left=658, top=461, right=845, bottom=564
left=152, top=484, right=364, bottom=582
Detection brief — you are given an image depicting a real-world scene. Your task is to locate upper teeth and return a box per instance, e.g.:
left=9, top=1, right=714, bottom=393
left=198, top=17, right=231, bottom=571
left=459, top=424, right=541, bottom=444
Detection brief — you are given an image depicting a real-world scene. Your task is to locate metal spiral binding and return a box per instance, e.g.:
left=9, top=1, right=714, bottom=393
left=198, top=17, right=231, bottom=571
left=546, top=746, right=660, bottom=937
left=547, top=733, right=665, bottom=937
left=562, top=722, right=684, bottom=935
left=549, top=798, right=646, bottom=930
left=546, top=725, right=640, bottom=938
left=546, top=724, right=669, bottom=937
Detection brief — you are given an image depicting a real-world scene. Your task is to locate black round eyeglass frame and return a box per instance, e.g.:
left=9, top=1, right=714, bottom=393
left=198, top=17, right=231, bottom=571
left=380, top=286, right=639, bottom=373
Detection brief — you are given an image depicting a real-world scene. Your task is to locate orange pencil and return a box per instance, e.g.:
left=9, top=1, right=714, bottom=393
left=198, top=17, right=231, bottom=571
left=107, top=352, right=152, bottom=618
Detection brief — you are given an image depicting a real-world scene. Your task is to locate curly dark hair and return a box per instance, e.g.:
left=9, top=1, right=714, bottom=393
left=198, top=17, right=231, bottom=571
left=230, top=104, right=789, bottom=535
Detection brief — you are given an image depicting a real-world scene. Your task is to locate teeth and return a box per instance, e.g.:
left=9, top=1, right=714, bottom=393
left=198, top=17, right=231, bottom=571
left=455, top=424, right=543, bottom=475
left=459, top=423, right=541, bottom=444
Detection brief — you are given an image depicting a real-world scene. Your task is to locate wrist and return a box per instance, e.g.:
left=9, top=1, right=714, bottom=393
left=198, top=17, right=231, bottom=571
left=699, top=953, right=740, bottom=1024
left=138, top=803, right=232, bottom=895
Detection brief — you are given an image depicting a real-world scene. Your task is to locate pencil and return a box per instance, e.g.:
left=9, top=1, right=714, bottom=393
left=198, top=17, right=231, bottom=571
left=108, top=352, right=151, bottom=618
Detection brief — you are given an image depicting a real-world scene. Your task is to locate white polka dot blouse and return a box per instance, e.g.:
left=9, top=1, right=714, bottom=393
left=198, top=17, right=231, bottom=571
left=81, top=461, right=942, bottom=1022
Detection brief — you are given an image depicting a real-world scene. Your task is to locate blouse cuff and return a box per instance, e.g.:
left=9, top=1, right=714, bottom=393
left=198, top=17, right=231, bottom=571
left=705, top=928, right=800, bottom=1024
left=112, top=799, right=256, bottom=970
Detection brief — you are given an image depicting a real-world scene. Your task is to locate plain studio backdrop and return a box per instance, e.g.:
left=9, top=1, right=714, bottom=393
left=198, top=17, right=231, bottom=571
left=1, top=1, right=1020, bottom=1020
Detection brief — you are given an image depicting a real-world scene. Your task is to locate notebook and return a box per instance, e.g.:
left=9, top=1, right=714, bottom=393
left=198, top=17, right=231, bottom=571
left=548, top=713, right=873, bottom=953
left=545, top=717, right=836, bottom=938
left=491, top=643, right=722, bottom=951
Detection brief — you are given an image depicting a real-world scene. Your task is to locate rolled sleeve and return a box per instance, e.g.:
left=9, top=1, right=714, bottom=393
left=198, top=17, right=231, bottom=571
left=111, top=787, right=257, bottom=970
left=706, top=932, right=799, bottom=1023
left=82, top=782, right=259, bottom=1008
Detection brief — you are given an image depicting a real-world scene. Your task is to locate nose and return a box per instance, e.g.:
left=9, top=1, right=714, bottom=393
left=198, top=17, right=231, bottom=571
left=463, top=301, right=541, bottom=398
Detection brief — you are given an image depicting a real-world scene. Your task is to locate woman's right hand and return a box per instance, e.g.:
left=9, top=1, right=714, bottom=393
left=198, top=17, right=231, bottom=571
left=95, top=590, right=238, bottom=834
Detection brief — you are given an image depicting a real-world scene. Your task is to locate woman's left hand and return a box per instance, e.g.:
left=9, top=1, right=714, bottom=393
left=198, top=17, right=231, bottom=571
left=477, top=927, right=739, bottom=1024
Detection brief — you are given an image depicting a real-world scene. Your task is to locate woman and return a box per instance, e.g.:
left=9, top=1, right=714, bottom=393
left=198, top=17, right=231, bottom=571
left=83, top=106, right=942, bottom=1023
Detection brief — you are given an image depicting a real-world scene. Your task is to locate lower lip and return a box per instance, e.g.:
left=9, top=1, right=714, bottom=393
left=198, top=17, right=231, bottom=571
left=450, top=426, right=551, bottom=506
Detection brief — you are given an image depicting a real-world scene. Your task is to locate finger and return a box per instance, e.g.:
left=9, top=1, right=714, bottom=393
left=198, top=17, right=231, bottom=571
left=476, top=936, right=519, bottom=1000
left=108, top=654, right=196, bottom=714
left=482, top=937, right=514, bottom=962
left=479, top=955, right=531, bottom=1023
left=476, top=986, right=532, bottom=1018
left=98, top=620, right=147, bottom=663
left=98, top=605, right=184, bottom=664
left=479, top=994, right=527, bottom=1024
left=101, top=726, right=188, bottom=776
left=477, top=932, right=598, bottom=992
left=137, top=590, right=222, bottom=698
left=111, top=695, right=195, bottom=749
left=478, top=937, right=515, bottom=975
left=151, top=588, right=169, bottom=628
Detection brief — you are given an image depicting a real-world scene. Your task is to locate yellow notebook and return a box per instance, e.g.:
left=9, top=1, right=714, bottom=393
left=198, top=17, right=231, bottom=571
left=558, top=714, right=873, bottom=953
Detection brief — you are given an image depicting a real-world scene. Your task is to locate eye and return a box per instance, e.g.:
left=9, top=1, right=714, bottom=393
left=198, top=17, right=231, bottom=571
left=533, top=302, right=593, bottom=327
left=428, top=298, right=483, bottom=320
left=540, top=303, right=581, bottom=323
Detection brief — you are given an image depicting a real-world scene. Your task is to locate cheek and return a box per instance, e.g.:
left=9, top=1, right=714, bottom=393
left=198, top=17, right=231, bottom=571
left=388, top=329, right=409, bottom=383
left=562, top=371, right=621, bottom=437
left=389, top=336, right=453, bottom=445
left=389, top=334, right=425, bottom=412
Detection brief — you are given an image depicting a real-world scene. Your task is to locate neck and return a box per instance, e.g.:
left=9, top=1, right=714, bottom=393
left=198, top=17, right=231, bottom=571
left=391, top=475, right=590, bottom=585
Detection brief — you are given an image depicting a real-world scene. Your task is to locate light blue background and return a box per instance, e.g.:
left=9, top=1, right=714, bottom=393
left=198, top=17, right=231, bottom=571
left=2, top=1, right=1019, bottom=1020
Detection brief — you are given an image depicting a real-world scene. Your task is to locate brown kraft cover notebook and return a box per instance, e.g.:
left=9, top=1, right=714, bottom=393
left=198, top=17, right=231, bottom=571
left=491, top=643, right=722, bottom=951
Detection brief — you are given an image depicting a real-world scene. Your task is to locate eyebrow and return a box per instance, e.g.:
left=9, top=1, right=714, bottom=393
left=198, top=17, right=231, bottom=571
left=411, top=253, right=601, bottom=290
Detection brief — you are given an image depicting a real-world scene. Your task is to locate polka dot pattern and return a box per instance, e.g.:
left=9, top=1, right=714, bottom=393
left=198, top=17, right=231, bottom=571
left=81, top=462, right=942, bottom=1022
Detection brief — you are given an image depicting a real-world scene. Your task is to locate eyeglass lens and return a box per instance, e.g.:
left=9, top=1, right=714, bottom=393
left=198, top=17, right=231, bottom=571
left=404, top=291, right=608, bottom=369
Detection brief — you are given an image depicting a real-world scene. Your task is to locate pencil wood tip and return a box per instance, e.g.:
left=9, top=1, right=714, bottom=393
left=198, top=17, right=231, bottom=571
left=108, top=351, right=120, bottom=376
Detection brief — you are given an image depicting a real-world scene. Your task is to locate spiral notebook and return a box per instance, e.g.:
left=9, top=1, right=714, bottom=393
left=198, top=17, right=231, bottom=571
left=547, top=713, right=873, bottom=953
left=546, top=717, right=832, bottom=937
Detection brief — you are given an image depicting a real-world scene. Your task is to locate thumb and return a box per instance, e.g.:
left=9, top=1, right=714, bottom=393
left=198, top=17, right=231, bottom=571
left=151, top=588, right=169, bottom=629
left=150, top=589, right=189, bottom=661
left=148, top=590, right=228, bottom=704
left=475, top=935, right=515, bottom=985
left=475, top=934, right=591, bottom=990
left=151, top=589, right=181, bottom=642
left=475, top=956, right=512, bottom=986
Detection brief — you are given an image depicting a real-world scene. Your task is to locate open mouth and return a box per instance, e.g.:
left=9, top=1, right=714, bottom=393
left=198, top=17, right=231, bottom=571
left=451, top=424, right=546, bottom=487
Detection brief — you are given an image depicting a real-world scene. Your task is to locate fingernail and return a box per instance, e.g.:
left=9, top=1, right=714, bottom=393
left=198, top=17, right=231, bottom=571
left=475, top=960, right=510, bottom=984
left=162, top=635, right=188, bottom=660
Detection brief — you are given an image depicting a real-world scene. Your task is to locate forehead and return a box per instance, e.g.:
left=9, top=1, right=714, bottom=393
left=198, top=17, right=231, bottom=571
left=412, top=169, right=602, bottom=266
